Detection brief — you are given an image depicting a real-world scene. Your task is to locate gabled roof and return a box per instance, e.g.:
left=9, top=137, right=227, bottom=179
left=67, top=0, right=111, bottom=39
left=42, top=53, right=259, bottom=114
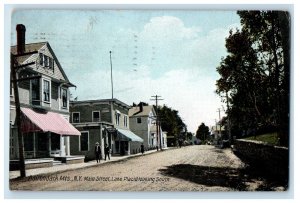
left=11, top=42, right=46, bottom=64
left=11, top=42, right=73, bottom=86
left=128, top=105, right=156, bottom=117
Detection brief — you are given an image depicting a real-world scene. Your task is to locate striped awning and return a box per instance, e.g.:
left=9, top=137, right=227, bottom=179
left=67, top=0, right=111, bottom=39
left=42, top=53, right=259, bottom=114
left=116, top=128, right=143, bottom=142
left=20, top=107, right=80, bottom=136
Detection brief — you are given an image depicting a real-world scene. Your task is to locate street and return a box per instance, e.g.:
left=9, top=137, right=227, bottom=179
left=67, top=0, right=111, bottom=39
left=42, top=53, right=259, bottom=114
left=9, top=145, right=286, bottom=191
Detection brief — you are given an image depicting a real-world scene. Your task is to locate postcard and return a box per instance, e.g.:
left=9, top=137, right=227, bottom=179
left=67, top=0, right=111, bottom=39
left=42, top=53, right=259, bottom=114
left=8, top=7, right=291, bottom=194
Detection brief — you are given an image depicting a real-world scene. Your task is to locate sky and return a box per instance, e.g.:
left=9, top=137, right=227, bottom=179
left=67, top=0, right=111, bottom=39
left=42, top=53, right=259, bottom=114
left=11, top=9, right=241, bottom=133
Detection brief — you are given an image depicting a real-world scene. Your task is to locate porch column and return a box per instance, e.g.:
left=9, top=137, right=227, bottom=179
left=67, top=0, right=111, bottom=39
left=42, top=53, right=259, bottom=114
left=100, top=124, right=104, bottom=159
left=65, top=136, right=70, bottom=156
left=60, top=135, right=66, bottom=156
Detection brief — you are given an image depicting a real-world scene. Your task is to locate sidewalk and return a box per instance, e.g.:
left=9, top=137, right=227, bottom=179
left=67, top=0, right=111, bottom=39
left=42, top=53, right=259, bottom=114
left=9, top=149, right=164, bottom=180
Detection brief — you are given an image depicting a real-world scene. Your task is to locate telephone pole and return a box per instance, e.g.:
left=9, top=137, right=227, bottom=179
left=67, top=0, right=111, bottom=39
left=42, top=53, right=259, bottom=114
left=11, top=24, right=39, bottom=177
left=11, top=53, right=26, bottom=177
left=226, top=91, right=232, bottom=143
left=150, top=95, right=163, bottom=150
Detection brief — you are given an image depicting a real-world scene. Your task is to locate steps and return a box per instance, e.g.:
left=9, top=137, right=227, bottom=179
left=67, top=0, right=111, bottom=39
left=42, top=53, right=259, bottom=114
left=53, top=160, right=63, bottom=166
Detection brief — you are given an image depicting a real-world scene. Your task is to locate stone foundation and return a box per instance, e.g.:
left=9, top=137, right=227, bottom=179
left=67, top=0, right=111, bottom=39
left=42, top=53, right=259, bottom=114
left=233, top=139, right=289, bottom=179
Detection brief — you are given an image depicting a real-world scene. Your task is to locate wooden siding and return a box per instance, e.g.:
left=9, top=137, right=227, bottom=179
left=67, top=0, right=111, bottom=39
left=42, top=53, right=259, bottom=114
left=69, top=127, right=101, bottom=160
left=23, top=44, right=66, bottom=81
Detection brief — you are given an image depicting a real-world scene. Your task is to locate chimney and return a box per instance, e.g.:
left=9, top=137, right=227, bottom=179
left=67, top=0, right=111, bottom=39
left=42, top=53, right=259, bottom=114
left=16, top=24, right=26, bottom=55
left=139, top=102, right=143, bottom=112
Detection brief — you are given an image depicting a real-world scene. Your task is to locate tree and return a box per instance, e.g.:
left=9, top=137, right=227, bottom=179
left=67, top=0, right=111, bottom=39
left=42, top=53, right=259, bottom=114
left=196, top=123, right=209, bottom=141
left=238, top=11, right=290, bottom=146
left=216, top=11, right=290, bottom=146
left=156, top=105, right=186, bottom=146
left=186, top=132, right=193, bottom=140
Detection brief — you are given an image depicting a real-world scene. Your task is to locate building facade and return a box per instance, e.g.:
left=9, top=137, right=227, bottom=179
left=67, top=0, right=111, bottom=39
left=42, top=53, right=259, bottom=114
left=69, top=99, right=143, bottom=160
left=211, top=125, right=225, bottom=144
left=10, top=25, right=80, bottom=161
left=129, top=103, right=167, bottom=151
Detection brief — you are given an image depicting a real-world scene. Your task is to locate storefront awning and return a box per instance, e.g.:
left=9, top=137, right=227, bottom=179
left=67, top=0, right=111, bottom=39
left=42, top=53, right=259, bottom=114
left=116, top=128, right=143, bottom=142
left=20, top=107, right=80, bottom=136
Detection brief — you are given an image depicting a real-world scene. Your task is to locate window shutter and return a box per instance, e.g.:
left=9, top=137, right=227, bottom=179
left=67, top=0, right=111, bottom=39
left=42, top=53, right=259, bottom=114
left=39, top=53, right=43, bottom=65
left=49, top=58, right=53, bottom=69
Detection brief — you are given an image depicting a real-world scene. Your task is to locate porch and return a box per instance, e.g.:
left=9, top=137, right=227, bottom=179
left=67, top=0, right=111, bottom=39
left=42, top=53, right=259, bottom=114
left=10, top=107, right=81, bottom=160
left=9, top=156, right=85, bottom=171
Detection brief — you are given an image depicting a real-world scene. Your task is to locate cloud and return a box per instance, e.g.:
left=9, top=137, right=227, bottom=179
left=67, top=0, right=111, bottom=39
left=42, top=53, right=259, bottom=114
left=70, top=16, right=235, bottom=132
left=142, top=16, right=201, bottom=41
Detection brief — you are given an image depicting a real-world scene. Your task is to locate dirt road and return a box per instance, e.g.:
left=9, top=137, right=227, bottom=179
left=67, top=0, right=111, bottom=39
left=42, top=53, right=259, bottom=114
left=9, top=145, right=286, bottom=191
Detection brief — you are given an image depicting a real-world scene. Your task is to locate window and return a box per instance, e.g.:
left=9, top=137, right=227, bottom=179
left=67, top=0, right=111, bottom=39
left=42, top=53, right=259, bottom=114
left=31, top=78, right=40, bottom=105
left=62, top=88, right=68, bottom=108
left=137, top=117, right=142, bottom=124
left=43, top=80, right=50, bottom=102
left=44, top=55, right=49, bottom=67
left=124, top=115, right=128, bottom=127
left=24, top=133, right=34, bottom=151
left=115, top=112, right=120, bottom=126
left=72, top=112, right=80, bottom=123
left=39, top=53, right=54, bottom=70
left=80, top=132, right=89, bottom=151
left=93, top=111, right=100, bottom=122
left=37, top=133, right=48, bottom=151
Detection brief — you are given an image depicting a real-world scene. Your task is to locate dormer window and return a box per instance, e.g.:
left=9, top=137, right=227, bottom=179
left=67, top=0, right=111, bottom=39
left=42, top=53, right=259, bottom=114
left=39, top=52, right=54, bottom=70
left=44, top=55, right=49, bottom=67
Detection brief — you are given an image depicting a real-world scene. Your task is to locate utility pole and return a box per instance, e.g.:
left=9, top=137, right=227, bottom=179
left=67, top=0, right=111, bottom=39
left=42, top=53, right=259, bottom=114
left=11, top=54, right=39, bottom=178
left=109, top=51, right=114, bottom=99
left=150, top=95, right=163, bottom=151
left=226, top=91, right=232, bottom=143
left=11, top=53, right=26, bottom=177
left=11, top=24, right=39, bottom=178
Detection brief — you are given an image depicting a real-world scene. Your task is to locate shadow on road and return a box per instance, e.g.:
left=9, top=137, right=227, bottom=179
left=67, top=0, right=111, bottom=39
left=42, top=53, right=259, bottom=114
left=159, top=164, right=287, bottom=191
left=159, top=164, right=247, bottom=190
